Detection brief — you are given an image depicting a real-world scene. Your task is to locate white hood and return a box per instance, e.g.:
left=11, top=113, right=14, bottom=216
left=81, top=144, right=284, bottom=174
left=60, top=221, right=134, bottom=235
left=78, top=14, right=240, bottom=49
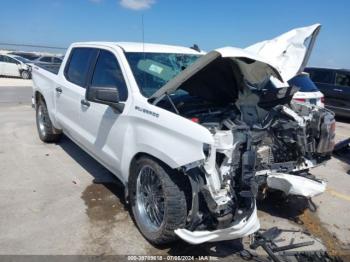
left=245, top=24, right=321, bottom=81
left=150, top=47, right=283, bottom=102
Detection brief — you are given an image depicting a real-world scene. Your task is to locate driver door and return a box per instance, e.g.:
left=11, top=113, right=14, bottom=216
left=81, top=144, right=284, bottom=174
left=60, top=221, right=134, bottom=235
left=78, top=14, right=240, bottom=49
left=78, top=48, right=129, bottom=175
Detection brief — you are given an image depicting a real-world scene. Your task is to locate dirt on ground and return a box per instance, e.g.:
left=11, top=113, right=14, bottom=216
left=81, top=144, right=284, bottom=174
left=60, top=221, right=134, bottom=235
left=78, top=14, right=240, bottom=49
left=298, top=209, right=350, bottom=257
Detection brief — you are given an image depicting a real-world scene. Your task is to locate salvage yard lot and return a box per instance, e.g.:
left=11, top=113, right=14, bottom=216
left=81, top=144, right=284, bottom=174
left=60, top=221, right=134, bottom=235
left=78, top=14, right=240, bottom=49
left=0, top=78, right=350, bottom=258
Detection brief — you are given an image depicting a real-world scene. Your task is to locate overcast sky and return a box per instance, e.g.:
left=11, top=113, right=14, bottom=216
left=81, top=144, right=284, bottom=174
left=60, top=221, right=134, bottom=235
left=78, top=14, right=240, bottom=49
left=1, top=0, right=349, bottom=68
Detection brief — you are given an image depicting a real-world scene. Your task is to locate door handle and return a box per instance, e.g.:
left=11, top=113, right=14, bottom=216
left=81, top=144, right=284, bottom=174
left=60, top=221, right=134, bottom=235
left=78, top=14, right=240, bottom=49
left=55, top=87, right=62, bottom=94
left=81, top=99, right=90, bottom=107
left=333, top=88, right=343, bottom=92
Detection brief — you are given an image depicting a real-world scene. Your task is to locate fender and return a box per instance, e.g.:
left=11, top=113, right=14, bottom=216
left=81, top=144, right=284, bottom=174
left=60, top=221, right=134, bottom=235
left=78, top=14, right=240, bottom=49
left=119, top=99, right=214, bottom=182
left=32, top=66, right=61, bottom=129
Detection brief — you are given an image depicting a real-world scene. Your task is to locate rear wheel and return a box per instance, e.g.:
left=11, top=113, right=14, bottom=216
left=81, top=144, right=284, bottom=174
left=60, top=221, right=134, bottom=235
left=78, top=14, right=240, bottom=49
left=129, top=156, right=187, bottom=245
left=36, top=99, right=61, bottom=143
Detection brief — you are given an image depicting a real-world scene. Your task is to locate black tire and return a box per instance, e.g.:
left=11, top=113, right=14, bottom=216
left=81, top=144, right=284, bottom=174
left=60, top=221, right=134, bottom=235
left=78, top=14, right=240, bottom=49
left=129, top=156, right=187, bottom=245
left=21, top=70, right=30, bottom=79
left=36, top=98, right=61, bottom=143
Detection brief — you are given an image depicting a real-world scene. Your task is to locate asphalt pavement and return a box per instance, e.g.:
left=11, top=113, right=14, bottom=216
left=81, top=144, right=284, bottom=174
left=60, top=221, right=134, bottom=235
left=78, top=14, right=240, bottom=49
left=0, top=79, right=349, bottom=259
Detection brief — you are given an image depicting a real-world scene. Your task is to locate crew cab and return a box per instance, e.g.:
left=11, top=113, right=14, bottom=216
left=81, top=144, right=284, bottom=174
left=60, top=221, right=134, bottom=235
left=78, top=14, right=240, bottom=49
left=32, top=24, right=335, bottom=245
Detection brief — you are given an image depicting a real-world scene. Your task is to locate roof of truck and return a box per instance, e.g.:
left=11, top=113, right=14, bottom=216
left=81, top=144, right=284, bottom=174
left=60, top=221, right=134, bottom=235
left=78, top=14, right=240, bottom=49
left=72, top=41, right=205, bottom=54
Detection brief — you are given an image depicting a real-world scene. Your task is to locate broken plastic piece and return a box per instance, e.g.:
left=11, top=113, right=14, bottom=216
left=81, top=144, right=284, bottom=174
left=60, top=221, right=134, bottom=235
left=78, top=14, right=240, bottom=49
left=174, top=205, right=259, bottom=244
left=267, top=173, right=326, bottom=198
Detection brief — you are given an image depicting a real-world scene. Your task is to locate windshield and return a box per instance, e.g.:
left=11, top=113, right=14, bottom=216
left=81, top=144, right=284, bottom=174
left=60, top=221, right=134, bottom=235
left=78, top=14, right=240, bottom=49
left=125, top=52, right=201, bottom=97
left=12, top=56, right=30, bottom=63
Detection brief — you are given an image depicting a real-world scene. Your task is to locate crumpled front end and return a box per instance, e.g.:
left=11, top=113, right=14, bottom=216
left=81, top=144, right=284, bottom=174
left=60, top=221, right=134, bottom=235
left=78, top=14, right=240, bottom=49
left=175, top=203, right=259, bottom=244
left=149, top=24, right=333, bottom=245
left=171, top=97, right=335, bottom=244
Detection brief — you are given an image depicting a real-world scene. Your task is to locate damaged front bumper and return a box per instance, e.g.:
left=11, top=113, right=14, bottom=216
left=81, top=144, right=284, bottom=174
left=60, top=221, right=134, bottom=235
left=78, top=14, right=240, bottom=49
left=175, top=98, right=334, bottom=245
left=175, top=204, right=259, bottom=244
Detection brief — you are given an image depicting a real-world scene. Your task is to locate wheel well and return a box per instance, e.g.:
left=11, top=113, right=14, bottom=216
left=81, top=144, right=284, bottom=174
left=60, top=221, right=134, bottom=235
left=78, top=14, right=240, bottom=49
left=128, top=152, right=192, bottom=213
left=129, top=152, right=180, bottom=179
left=34, top=91, right=44, bottom=107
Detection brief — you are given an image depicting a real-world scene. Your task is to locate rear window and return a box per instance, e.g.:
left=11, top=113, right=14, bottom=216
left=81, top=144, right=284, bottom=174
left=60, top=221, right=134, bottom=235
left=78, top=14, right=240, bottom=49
left=306, top=69, right=334, bottom=84
left=65, top=48, right=96, bottom=87
left=288, top=74, right=318, bottom=92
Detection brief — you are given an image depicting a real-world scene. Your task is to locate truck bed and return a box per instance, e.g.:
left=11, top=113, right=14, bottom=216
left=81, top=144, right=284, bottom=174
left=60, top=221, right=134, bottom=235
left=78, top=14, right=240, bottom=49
left=31, top=62, right=60, bottom=115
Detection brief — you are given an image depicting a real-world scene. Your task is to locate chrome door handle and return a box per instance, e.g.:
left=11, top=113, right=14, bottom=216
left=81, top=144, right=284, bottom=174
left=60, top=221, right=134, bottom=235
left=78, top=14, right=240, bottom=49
left=80, top=99, right=90, bottom=107
left=55, top=87, right=62, bottom=93
left=334, top=88, right=343, bottom=92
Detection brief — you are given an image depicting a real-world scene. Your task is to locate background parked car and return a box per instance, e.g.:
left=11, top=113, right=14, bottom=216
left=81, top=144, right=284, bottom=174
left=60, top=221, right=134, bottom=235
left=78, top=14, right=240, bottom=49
left=0, top=54, right=31, bottom=79
left=289, top=73, right=324, bottom=107
left=9, top=51, right=40, bottom=61
left=33, top=56, right=62, bottom=65
left=305, top=67, right=350, bottom=117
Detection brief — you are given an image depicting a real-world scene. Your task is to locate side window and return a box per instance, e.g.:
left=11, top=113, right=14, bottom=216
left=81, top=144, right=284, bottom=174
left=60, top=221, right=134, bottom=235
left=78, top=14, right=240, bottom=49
left=0, top=55, right=4, bottom=62
left=309, top=70, right=334, bottom=84
left=3, top=56, right=18, bottom=64
left=90, top=50, right=128, bottom=101
left=10, top=57, right=18, bottom=64
left=336, top=72, right=350, bottom=88
left=53, top=57, right=62, bottom=63
left=40, top=57, right=52, bottom=63
left=65, top=48, right=96, bottom=88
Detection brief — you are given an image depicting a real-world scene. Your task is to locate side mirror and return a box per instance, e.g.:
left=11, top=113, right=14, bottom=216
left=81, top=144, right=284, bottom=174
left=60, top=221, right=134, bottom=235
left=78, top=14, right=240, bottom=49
left=86, top=86, right=124, bottom=112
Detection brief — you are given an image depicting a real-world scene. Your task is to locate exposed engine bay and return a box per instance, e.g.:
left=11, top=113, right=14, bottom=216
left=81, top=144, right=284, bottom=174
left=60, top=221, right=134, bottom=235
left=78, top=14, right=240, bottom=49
left=145, top=23, right=336, bottom=244
left=156, top=80, right=335, bottom=234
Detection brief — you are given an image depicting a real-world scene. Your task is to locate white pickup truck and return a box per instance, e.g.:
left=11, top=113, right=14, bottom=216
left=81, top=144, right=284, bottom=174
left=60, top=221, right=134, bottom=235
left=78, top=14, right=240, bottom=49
left=32, top=24, right=335, bottom=245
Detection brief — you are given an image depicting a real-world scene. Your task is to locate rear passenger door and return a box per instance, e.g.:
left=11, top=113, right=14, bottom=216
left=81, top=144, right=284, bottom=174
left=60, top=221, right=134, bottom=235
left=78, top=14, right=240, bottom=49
left=78, top=49, right=129, bottom=175
left=334, top=71, right=350, bottom=112
left=56, top=47, right=98, bottom=141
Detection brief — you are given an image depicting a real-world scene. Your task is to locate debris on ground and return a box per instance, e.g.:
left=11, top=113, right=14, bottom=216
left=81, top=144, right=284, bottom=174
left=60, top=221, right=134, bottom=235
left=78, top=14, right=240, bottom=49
left=249, top=227, right=315, bottom=261
left=240, top=226, right=347, bottom=262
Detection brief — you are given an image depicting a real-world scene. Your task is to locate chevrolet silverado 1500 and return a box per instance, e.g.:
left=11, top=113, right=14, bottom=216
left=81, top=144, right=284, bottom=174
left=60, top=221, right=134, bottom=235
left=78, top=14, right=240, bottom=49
left=32, top=24, right=335, bottom=245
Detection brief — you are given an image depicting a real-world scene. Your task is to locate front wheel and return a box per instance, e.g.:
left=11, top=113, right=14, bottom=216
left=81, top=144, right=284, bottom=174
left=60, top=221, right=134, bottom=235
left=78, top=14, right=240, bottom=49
left=129, top=156, right=188, bottom=245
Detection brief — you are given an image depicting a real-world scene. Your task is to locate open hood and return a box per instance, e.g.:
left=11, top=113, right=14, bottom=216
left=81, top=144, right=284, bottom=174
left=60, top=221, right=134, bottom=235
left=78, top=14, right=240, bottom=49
left=245, top=24, right=321, bottom=81
left=150, top=47, right=283, bottom=103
